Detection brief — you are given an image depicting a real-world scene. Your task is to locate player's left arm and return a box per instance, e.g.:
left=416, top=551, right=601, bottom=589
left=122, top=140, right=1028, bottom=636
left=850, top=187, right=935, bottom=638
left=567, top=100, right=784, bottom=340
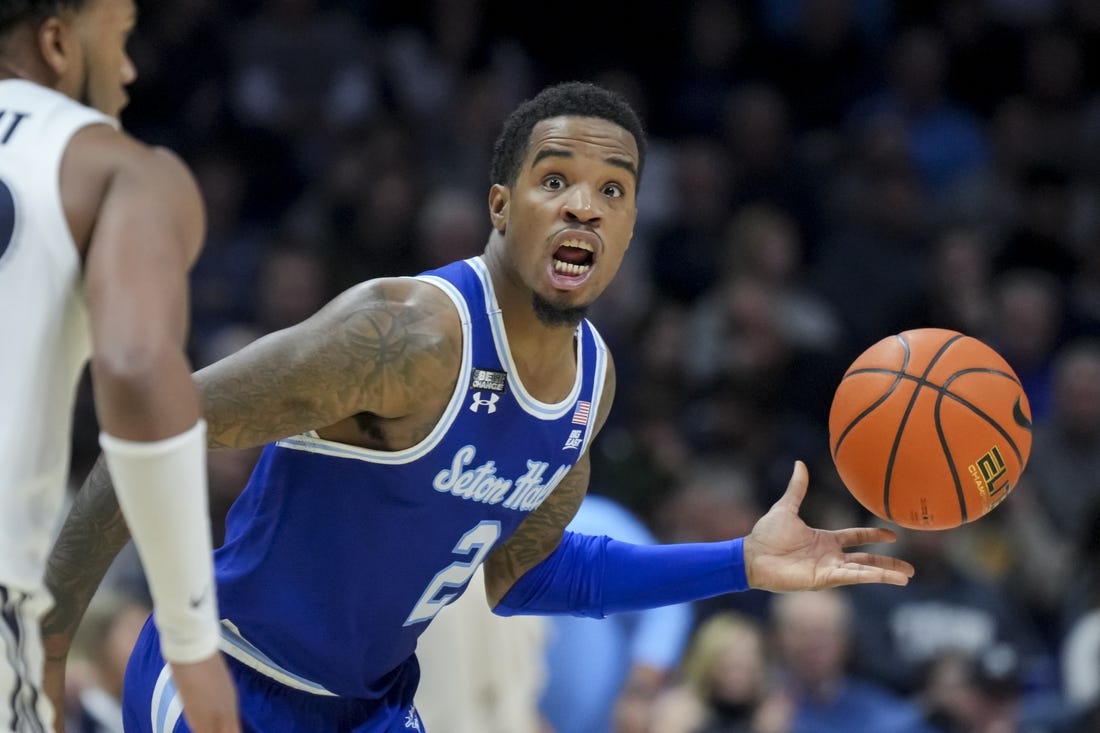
left=485, top=367, right=916, bottom=618
left=42, top=278, right=457, bottom=656
left=482, top=350, right=617, bottom=607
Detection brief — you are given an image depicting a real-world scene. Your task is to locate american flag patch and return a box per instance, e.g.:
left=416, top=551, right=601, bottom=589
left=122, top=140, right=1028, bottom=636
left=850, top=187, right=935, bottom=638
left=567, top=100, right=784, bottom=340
left=571, top=401, right=591, bottom=425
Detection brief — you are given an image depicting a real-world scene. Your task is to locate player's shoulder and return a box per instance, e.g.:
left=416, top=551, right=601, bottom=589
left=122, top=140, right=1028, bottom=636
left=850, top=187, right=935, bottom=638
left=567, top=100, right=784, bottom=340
left=58, top=126, right=202, bottom=254
left=304, top=276, right=464, bottom=387
left=340, top=275, right=458, bottom=312
left=67, top=125, right=194, bottom=185
left=323, top=276, right=463, bottom=343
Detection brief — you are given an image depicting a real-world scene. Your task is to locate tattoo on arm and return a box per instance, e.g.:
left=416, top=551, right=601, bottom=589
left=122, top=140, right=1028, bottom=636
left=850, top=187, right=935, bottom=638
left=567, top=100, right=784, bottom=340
left=484, top=347, right=618, bottom=605
left=199, top=281, right=460, bottom=451
left=41, top=455, right=132, bottom=655
left=484, top=455, right=589, bottom=605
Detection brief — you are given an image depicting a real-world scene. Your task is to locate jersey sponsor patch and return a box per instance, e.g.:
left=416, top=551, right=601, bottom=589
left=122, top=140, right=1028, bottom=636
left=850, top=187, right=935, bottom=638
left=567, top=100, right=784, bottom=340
left=470, top=368, right=507, bottom=393
left=563, top=429, right=583, bottom=450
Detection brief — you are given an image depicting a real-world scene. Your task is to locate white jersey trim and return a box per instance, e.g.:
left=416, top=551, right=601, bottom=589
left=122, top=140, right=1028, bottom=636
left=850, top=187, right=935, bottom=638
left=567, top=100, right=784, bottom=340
left=274, top=274, right=472, bottom=465
left=217, top=620, right=337, bottom=696
left=150, top=663, right=184, bottom=733
left=467, top=256, right=583, bottom=420
left=579, top=321, right=608, bottom=457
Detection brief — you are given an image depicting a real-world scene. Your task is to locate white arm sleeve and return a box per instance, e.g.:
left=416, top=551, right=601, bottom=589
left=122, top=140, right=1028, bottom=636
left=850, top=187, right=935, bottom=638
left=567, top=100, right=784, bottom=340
left=99, top=419, right=220, bottom=663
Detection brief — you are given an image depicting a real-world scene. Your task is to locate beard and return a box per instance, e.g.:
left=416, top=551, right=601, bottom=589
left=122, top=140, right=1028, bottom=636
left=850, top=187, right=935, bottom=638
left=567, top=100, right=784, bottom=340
left=532, top=292, right=588, bottom=327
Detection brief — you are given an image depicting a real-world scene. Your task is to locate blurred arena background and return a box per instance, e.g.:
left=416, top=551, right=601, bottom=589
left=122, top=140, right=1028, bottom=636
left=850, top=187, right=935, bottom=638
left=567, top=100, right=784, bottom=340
left=62, top=1, right=1100, bottom=731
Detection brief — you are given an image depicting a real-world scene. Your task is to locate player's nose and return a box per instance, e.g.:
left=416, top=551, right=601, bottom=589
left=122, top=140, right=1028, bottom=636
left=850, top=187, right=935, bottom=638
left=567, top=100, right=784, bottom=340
left=561, top=185, right=601, bottom=223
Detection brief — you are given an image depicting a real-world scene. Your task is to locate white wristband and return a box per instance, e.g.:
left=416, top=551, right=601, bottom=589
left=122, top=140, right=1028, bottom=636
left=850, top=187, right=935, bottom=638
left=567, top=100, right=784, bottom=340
left=99, top=420, right=220, bottom=663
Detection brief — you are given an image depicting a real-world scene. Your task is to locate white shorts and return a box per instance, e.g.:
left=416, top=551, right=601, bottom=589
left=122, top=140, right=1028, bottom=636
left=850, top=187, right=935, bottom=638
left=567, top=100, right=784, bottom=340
left=0, top=585, right=54, bottom=732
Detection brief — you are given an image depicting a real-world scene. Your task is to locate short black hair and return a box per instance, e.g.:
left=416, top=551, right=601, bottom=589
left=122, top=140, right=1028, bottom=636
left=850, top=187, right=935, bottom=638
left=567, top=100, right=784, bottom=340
left=489, top=81, right=647, bottom=189
left=0, top=1, right=85, bottom=39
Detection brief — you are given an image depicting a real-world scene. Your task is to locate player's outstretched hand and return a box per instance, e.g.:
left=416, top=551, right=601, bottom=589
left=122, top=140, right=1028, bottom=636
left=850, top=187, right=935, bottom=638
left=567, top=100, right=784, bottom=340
left=170, top=654, right=241, bottom=733
left=743, top=460, right=915, bottom=592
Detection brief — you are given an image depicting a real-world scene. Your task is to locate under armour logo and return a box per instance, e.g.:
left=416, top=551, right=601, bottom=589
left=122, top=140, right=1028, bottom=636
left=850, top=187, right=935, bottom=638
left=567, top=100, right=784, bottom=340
left=469, top=392, right=500, bottom=414
left=404, top=707, right=422, bottom=730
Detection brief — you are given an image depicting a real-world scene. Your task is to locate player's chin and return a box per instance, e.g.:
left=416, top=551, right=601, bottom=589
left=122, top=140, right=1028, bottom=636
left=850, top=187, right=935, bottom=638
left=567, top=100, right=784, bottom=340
left=532, top=290, right=589, bottom=328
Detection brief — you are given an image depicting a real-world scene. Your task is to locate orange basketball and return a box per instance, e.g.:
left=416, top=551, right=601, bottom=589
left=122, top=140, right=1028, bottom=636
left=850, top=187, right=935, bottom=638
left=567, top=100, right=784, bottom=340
left=828, top=328, right=1033, bottom=530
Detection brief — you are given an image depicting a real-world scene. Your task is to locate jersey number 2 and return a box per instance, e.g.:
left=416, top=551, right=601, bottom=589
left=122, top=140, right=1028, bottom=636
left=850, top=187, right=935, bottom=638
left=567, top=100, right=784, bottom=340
left=403, top=520, right=502, bottom=626
left=0, top=178, right=15, bottom=263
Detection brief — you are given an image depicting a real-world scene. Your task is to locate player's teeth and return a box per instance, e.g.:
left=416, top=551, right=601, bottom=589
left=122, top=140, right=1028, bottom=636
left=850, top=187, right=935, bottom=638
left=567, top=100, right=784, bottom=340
left=562, top=240, right=594, bottom=252
left=553, top=260, right=590, bottom=275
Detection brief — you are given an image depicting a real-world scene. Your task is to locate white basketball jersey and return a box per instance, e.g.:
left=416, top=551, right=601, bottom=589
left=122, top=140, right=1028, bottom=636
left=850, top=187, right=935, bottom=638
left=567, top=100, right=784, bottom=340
left=0, top=79, right=115, bottom=593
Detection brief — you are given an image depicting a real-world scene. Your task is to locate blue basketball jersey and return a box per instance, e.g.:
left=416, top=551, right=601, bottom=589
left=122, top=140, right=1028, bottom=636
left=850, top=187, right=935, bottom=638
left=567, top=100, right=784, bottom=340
left=211, top=257, right=608, bottom=701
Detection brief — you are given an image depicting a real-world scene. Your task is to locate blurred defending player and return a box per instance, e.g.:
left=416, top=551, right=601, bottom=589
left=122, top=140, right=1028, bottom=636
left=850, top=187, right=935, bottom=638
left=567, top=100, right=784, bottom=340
left=0, top=1, right=237, bottom=731
left=42, top=82, right=913, bottom=732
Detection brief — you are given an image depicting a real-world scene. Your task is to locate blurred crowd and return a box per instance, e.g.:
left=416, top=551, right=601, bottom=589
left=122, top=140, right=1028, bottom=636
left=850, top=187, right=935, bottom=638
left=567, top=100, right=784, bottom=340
left=63, top=0, right=1100, bottom=732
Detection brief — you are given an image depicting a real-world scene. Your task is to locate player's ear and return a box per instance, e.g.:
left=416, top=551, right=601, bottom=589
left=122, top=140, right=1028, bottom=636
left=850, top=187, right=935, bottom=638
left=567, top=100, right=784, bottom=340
left=488, top=184, right=508, bottom=234
left=37, top=15, right=76, bottom=78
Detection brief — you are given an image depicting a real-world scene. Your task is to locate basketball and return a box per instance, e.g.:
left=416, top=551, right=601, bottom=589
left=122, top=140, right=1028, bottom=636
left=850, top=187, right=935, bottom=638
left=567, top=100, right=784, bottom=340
left=828, top=328, right=1033, bottom=530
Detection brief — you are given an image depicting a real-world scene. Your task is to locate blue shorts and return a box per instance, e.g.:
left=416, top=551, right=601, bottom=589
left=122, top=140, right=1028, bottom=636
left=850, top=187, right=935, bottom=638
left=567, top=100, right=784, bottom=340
left=122, top=617, right=425, bottom=732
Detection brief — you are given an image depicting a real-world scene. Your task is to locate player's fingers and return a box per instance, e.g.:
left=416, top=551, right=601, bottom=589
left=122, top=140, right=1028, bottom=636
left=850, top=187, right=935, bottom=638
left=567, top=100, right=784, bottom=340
left=829, top=526, right=897, bottom=548
left=842, top=551, right=915, bottom=577
left=831, top=562, right=912, bottom=587
left=845, top=567, right=912, bottom=586
left=776, top=460, right=809, bottom=510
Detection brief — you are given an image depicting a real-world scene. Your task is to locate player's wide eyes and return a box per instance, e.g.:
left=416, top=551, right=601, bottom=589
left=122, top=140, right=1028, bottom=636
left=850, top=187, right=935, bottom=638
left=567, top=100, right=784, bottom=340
left=543, top=176, right=625, bottom=198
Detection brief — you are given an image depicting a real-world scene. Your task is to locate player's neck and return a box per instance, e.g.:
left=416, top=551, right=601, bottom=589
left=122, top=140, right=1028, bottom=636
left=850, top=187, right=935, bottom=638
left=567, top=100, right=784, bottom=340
left=493, top=278, right=576, bottom=349
left=0, top=62, right=32, bottom=83
left=500, top=296, right=578, bottom=402
left=0, top=30, right=56, bottom=87
left=480, top=252, right=579, bottom=401
left=508, top=328, right=579, bottom=405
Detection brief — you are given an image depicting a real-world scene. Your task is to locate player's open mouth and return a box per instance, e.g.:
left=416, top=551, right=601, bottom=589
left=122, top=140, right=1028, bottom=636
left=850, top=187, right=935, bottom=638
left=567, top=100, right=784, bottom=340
left=552, top=240, right=594, bottom=277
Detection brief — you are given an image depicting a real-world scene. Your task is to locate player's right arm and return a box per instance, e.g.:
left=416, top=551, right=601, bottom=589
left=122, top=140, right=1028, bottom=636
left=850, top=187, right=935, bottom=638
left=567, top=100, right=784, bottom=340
left=43, top=126, right=238, bottom=733
left=42, top=274, right=460, bottom=723
left=193, top=276, right=463, bottom=451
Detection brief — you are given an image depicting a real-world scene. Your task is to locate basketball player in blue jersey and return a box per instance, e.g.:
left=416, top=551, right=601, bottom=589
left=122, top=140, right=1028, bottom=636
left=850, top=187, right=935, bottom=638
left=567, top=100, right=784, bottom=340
left=41, top=81, right=915, bottom=732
